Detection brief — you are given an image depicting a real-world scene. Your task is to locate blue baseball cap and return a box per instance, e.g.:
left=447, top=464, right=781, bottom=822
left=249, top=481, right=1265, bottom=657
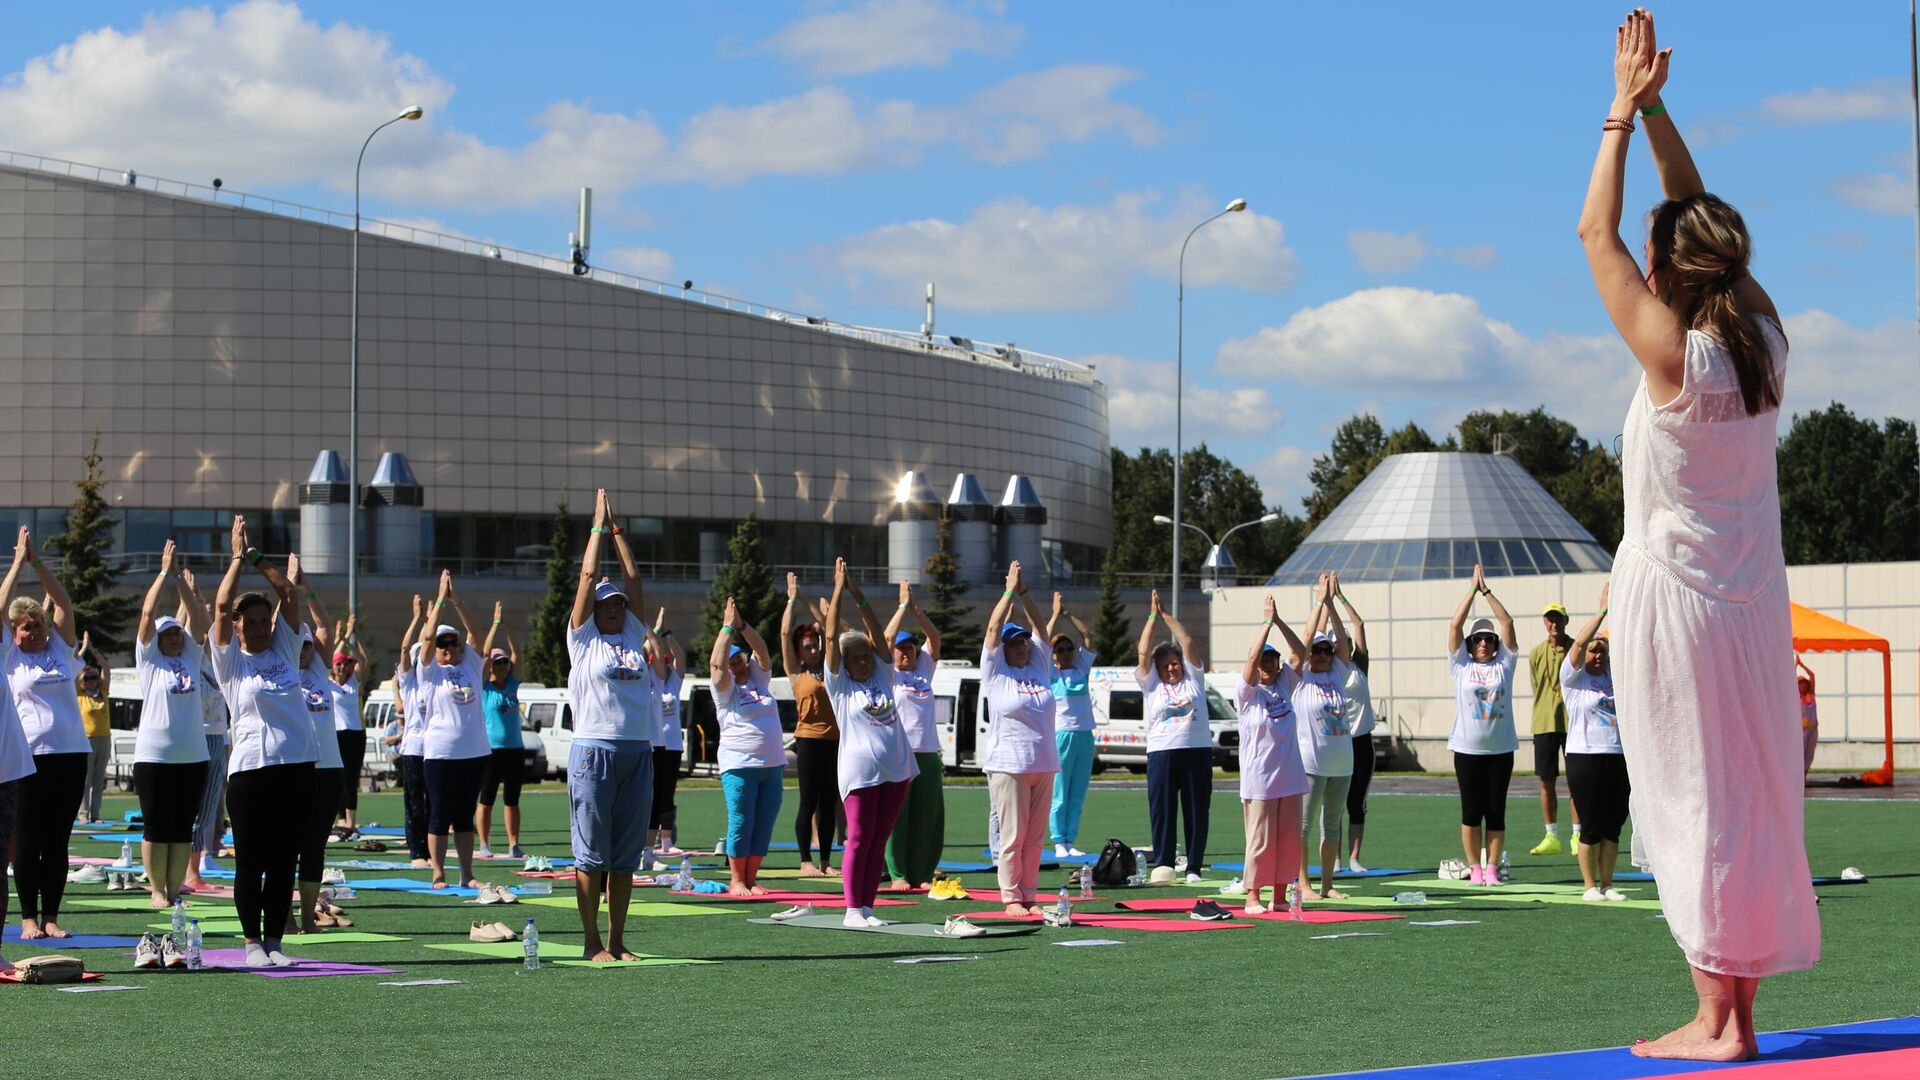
left=728, top=643, right=746, bottom=658
left=893, top=630, right=917, bottom=647
left=1000, top=622, right=1031, bottom=643
left=1260, top=643, right=1280, bottom=657
left=593, top=579, right=628, bottom=604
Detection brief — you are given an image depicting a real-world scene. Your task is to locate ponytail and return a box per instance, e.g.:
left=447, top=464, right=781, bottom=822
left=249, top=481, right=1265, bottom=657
left=1646, top=193, right=1780, bottom=418
left=1693, top=275, right=1778, bottom=417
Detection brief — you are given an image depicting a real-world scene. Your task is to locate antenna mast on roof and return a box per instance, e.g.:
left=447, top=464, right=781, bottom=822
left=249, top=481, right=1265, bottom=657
left=922, top=282, right=936, bottom=346
left=569, top=187, right=591, bottom=276
left=1492, top=433, right=1511, bottom=456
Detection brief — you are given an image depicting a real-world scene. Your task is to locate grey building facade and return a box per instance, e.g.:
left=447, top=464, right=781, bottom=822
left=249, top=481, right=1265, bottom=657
left=0, top=158, right=1111, bottom=575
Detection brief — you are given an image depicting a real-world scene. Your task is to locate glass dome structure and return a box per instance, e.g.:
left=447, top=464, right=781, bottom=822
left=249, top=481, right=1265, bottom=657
left=1266, top=452, right=1613, bottom=585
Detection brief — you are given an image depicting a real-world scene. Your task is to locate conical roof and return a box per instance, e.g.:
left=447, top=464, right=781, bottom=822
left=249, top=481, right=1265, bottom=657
left=1266, top=452, right=1612, bottom=585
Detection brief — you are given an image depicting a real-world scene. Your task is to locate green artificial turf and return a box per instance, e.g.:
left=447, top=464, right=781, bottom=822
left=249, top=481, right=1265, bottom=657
left=9, top=783, right=1913, bottom=1080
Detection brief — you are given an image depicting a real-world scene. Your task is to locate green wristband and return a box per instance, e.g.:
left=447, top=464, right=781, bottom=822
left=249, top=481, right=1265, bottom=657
left=245, top=547, right=263, bottom=566
left=720, top=624, right=733, bottom=636
left=1639, top=101, right=1666, bottom=118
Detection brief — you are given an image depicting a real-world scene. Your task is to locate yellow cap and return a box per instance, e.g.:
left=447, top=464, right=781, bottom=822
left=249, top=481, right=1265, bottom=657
left=1542, top=603, right=1569, bottom=618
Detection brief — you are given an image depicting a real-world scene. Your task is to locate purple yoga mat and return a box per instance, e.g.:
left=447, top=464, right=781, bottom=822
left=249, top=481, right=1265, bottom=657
left=199, top=948, right=398, bottom=978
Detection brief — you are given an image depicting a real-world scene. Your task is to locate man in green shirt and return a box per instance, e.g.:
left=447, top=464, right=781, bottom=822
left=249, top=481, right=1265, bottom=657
left=1526, top=603, right=1580, bottom=856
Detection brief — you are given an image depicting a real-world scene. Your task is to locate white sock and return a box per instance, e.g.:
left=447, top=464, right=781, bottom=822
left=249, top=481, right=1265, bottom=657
left=1544, top=823, right=1558, bottom=838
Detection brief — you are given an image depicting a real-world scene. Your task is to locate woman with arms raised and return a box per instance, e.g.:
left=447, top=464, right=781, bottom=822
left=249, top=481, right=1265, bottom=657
left=711, top=596, right=781, bottom=896
left=884, top=581, right=943, bottom=892
left=131, top=541, right=212, bottom=910
left=981, top=561, right=1057, bottom=915
left=1135, top=589, right=1211, bottom=884
left=1578, top=9, right=1815, bottom=1060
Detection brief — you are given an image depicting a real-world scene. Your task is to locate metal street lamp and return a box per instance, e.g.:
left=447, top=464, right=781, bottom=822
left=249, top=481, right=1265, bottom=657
left=1155, top=510, right=1278, bottom=592
left=348, top=105, right=423, bottom=615
left=1171, top=197, right=1247, bottom=619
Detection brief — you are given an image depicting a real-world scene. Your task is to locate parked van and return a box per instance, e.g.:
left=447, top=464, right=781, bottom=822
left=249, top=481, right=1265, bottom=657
left=361, top=685, right=548, bottom=782
left=1081, top=666, right=1239, bottom=772
left=522, top=677, right=746, bottom=780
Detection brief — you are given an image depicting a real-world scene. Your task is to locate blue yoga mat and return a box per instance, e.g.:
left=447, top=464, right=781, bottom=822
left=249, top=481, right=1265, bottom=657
left=1211, top=862, right=1419, bottom=878
left=89, top=833, right=142, bottom=843
left=766, top=842, right=841, bottom=852
left=1295, top=1015, right=1920, bottom=1078
left=981, top=847, right=1097, bottom=865
left=3, top=926, right=144, bottom=950
left=355, top=826, right=407, bottom=837
left=346, top=877, right=526, bottom=899
left=936, top=861, right=997, bottom=873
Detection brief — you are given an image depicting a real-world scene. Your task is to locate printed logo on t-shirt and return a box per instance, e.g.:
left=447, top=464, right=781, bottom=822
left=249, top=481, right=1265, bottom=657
left=446, top=677, right=477, bottom=706
left=165, top=660, right=196, bottom=696
left=1016, top=678, right=1049, bottom=701
left=737, top=683, right=772, bottom=710
left=1465, top=665, right=1507, bottom=723
left=1594, top=695, right=1617, bottom=727
left=1156, top=686, right=1195, bottom=725
left=1052, top=671, right=1090, bottom=699
left=855, top=688, right=898, bottom=726
left=1303, top=680, right=1350, bottom=737
left=1260, top=688, right=1294, bottom=725
left=896, top=672, right=932, bottom=699
left=248, top=656, right=297, bottom=695
left=24, top=651, right=71, bottom=685
left=602, top=638, right=646, bottom=681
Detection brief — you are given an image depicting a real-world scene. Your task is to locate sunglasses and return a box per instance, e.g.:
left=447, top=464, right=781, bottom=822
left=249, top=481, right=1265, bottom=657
left=435, top=637, right=459, bottom=648
left=1310, top=645, right=1333, bottom=655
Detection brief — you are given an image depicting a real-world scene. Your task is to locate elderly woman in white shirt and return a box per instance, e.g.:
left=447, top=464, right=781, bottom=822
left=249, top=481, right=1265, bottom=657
left=1237, top=595, right=1310, bottom=914
left=711, top=596, right=782, bottom=895
left=409, top=570, right=490, bottom=891
left=1135, top=589, right=1211, bottom=884
left=981, top=561, right=1057, bottom=916
left=132, top=541, right=213, bottom=909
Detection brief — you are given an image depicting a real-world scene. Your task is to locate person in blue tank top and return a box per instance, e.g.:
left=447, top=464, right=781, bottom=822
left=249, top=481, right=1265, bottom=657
left=1046, top=593, right=1097, bottom=859
left=477, top=603, right=524, bottom=858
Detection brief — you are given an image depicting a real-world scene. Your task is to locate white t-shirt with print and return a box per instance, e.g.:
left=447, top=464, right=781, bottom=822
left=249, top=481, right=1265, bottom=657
left=199, top=656, right=228, bottom=736
left=1344, top=662, right=1376, bottom=738
left=565, top=614, right=657, bottom=743
left=1560, top=657, right=1623, bottom=755
left=5, top=633, right=90, bottom=756
left=716, top=666, right=783, bottom=772
left=0, top=640, right=37, bottom=784
left=827, top=663, right=918, bottom=799
left=395, top=668, right=425, bottom=758
left=655, top=668, right=685, bottom=752
left=301, top=651, right=345, bottom=769
left=891, top=651, right=939, bottom=754
left=1051, top=651, right=1096, bottom=733
left=1139, top=666, right=1210, bottom=753
left=213, top=616, right=316, bottom=775
left=135, top=635, right=211, bottom=764
left=980, top=641, right=1059, bottom=774
left=415, top=649, right=491, bottom=761
left=331, top=674, right=362, bottom=732
left=1447, top=643, right=1520, bottom=756
left=1237, top=669, right=1309, bottom=800
left=1292, top=660, right=1355, bottom=778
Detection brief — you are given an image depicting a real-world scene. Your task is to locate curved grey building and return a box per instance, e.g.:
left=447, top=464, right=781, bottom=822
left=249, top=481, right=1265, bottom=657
left=0, top=155, right=1111, bottom=574
left=1266, top=452, right=1612, bottom=585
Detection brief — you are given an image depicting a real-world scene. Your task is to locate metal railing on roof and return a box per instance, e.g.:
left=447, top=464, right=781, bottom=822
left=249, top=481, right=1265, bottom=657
left=0, top=148, right=1097, bottom=385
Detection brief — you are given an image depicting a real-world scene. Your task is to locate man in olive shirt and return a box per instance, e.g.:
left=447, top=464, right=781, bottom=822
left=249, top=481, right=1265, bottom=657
left=1526, top=603, right=1580, bottom=856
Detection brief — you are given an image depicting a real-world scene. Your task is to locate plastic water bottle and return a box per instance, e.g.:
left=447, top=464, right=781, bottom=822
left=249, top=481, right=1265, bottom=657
left=1057, top=885, right=1071, bottom=920
left=676, top=856, right=692, bottom=891
left=185, top=919, right=202, bottom=971
left=522, top=919, right=539, bottom=971
left=1288, top=881, right=1304, bottom=921
left=171, top=899, right=187, bottom=939
left=1078, top=871, right=1092, bottom=900
left=1392, top=891, right=1427, bottom=905
left=119, top=840, right=133, bottom=868
left=1498, top=851, right=1511, bottom=883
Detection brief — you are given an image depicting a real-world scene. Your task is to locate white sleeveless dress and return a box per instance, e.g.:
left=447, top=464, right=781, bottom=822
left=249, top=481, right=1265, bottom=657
left=1612, top=317, right=1819, bottom=977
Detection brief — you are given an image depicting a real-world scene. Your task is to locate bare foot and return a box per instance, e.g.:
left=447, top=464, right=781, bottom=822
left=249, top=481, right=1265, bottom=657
left=889, top=879, right=910, bottom=892
left=1320, top=888, right=1349, bottom=900
left=410, top=858, right=431, bottom=869
left=824, top=865, right=840, bottom=877
left=589, top=948, right=615, bottom=963
left=150, top=894, right=171, bottom=909
left=465, top=879, right=482, bottom=889
left=797, top=862, right=823, bottom=878
left=17, top=920, right=43, bottom=941
left=749, top=885, right=769, bottom=896
left=430, top=877, right=448, bottom=889
left=1244, top=903, right=1268, bottom=916
left=617, top=951, right=642, bottom=962
left=728, top=882, right=752, bottom=897
left=1630, top=1018, right=1757, bottom=1062
left=42, top=923, right=70, bottom=939
left=1005, top=903, right=1029, bottom=917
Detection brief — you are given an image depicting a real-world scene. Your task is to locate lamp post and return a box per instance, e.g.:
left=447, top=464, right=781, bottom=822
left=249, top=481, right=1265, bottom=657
left=1171, top=197, right=1247, bottom=619
left=1155, top=510, right=1279, bottom=592
left=348, top=105, right=423, bottom=615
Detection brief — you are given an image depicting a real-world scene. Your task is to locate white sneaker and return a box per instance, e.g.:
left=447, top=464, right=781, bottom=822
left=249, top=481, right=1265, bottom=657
left=106, top=872, right=125, bottom=892
left=475, top=844, right=495, bottom=859
left=161, top=933, right=186, bottom=969
left=1066, top=846, right=1087, bottom=858
left=134, top=933, right=163, bottom=968
left=1174, top=856, right=1189, bottom=873
left=769, top=904, right=814, bottom=922
left=1218, top=877, right=1247, bottom=898
left=841, top=909, right=870, bottom=928
left=1438, top=859, right=1469, bottom=880
left=1602, top=888, right=1628, bottom=902
left=1184, top=873, right=1204, bottom=884
left=1053, top=844, right=1072, bottom=859
left=1583, top=887, right=1605, bottom=902
left=941, top=915, right=985, bottom=938
left=321, top=867, right=347, bottom=885
left=1041, top=905, right=1073, bottom=928
left=67, top=864, right=106, bottom=884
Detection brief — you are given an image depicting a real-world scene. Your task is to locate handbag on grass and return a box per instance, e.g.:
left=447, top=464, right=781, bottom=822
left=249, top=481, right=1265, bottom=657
left=15, top=955, right=86, bottom=984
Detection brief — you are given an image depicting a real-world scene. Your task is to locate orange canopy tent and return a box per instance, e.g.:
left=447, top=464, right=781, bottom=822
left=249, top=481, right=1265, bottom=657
left=1791, top=602, right=1898, bottom=786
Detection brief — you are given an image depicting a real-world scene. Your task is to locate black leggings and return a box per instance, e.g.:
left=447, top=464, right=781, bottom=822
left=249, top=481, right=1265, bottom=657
left=133, top=761, right=210, bottom=844
left=650, top=748, right=681, bottom=831
left=793, top=737, right=842, bottom=865
left=335, top=731, right=367, bottom=810
left=424, top=755, right=488, bottom=835
left=1347, top=734, right=1376, bottom=825
left=15, top=752, right=86, bottom=924
left=398, top=755, right=429, bottom=860
left=478, top=747, right=523, bottom=808
left=299, top=768, right=345, bottom=885
left=1565, top=753, right=1631, bottom=844
left=228, top=762, right=315, bottom=941
left=1454, top=751, right=1514, bottom=831
left=0, top=779, right=17, bottom=929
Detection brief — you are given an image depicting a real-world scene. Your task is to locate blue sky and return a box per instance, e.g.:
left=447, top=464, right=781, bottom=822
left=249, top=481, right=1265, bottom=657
left=2, top=1, right=1913, bottom=510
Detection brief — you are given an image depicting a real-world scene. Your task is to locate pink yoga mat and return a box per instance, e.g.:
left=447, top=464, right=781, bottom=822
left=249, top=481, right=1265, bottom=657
left=1642, top=1048, right=1920, bottom=1079
left=967, top=912, right=1253, bottom=932
left=962, top=888, right=1110, bottom=903
left=181, top=884, right=237, bottom=899
left=198, top=949, right=398, bottom=977
left=1113, top=899, right=1401, bottom=924
left=666, top=889, right=915, bottom=907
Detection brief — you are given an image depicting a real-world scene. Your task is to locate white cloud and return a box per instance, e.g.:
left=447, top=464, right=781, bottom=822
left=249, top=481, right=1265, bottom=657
left=760, top=0, right=1022, bottom=79
left=1347, top=229, right=1499, bottom=274
left=1252, top=445, right=1310, bottom=509
left=0, top=3, right=1156, bottom=212
left=1761, top=78, right=1908, bottom=125
left=1217, top=288, right=1527, bottom=383
left=602, top=246, right=675, bottom=280
left=1088, top=354, right=1282, bottom=450
left=1832, top=171, right=1914, bottom=215
left=835, top=191, right=1295, bottom=311
left=1779, top=311, right=1920, bottom=424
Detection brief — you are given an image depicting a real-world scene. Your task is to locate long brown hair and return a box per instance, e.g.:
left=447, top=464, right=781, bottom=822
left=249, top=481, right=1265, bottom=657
left=1646, top=193, right=1779, bottom=417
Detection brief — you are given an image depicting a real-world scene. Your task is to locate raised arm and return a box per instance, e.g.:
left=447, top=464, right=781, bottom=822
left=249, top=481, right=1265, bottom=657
left=780, top=572, right=805, bottom=675
left=0, top=527, right=29, bottom=627
left=345, top=611, right=370, bottom=670
left=1576, top=9, right=1688, bottom=401
left=1567, top=582, right=1611, bottom=671
left=885, top=581, right=912, bottom=645
left=911, top=590, right=940, bottom=662
left=483, top=600, right=504, bottom=659
left=212, top=517, right=248, bottom=648
left=1447, top=576, right=1476, bottom=656
left=1325, top=595, right=1352, bottom=663
left=839, top=559, right=887, bottom=646
left=397, top=593, right=423, bottom=675
left=19, top=529, right=76, bottom=646
left=418, top=570, right=451, bottom=657
left=1134, top=588, right=1161, bottom=682
left=297, top=562, right=334, bottom=654
left=1159, top=608, right=1201, bottom=672
left=823, top=559, right=850, bottom=675
left=1474, top=564, right=1517, bottom=650
left=985, top=562, right=1020, bottom=651
left=571, top=489, right=609, bottom=632
left=606, top=491, right=644, bottom=619
left=138, top=540, right=180, bottom=646
left=652, top=607, right=679, bottom=680
left=1012, top=565, right=1047, bottom=641
left=735, top=617, right=771, bottom=674
left=1046, top=592, right=1066, bottom=643
left=1334, top=574, right=1367, bottom=657
left=444, top=574, right=482, bottom=646
left=178, top=566, right=211, bottom=642
left=1630, top=11, right=1703, bottom=199
left=1244, top=595, right=1278, bottom=685
left=1794, top=655, right=1814, bottom=691
left=709, top=596, right=739, bottom=693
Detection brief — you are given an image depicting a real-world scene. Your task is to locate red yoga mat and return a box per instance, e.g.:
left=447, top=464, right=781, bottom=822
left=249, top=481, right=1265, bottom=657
left=964, top=888, right=1110, bottom=903
left=965, top=911, right=1252, bottom=932
left=667, top=889, right=915, bottom=907
left=1642, top=1048, right=1920, bottom=1079
left=1113, top=899, right=1401, bottom=924
left=0, top=970, right=106, bottom=984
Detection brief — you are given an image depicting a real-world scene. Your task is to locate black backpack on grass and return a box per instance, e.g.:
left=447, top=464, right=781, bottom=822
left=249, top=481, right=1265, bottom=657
left=1091, top=838, right=1137, bottom=887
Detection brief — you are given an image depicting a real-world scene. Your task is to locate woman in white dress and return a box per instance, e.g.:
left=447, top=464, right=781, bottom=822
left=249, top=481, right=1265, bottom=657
left=1578, top=9, right=1817, bottom=1061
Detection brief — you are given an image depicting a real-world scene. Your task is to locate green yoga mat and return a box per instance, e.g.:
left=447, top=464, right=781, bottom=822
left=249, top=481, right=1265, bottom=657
left=425, top=940, right=586, bottom=959
left=1304, top=895, right=1458, bottom=909
left=514, top=897, right=746, bottom=917
left=1388, top=878, right=1644, bottom=896
left=749, top=914, right=1038, bottom=938
left=71, top=897, right=239, bottom=916
left=1467, top=892, right=1663, bottom=911
left=552, top=958, right=717, bottom=968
